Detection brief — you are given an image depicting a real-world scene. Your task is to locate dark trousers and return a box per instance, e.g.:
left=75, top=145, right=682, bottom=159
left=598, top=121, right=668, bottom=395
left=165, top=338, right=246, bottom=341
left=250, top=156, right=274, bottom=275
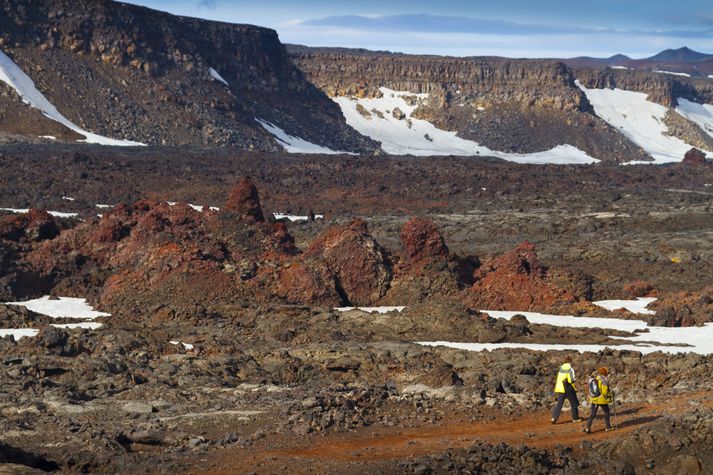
left=552, top=387, right=579, bottom=421
left=587, top=403, right=611, bottom=430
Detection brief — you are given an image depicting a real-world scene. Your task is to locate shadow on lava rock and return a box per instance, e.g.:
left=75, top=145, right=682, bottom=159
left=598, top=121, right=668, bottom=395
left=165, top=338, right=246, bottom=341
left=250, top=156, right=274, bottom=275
left=0, top=441, right=60, bottom=471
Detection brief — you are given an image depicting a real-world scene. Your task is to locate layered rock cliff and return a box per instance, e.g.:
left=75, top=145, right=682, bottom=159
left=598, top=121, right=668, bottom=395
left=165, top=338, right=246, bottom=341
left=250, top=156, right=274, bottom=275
left=576, top=68, right=713, bottom=108
left=0, top=0, right=378, bottom=152
left=288, top=46, right=652, bottom=162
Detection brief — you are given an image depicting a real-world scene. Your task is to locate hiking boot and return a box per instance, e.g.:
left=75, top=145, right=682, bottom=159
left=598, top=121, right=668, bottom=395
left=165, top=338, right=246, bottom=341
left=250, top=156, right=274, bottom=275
left=583, top=428, right=591, bottom=434
left=550, top=418, right=556, bottom=424
left=605, top=427, right=616, bottom=432
left=572, top=418, right=583, bottom=423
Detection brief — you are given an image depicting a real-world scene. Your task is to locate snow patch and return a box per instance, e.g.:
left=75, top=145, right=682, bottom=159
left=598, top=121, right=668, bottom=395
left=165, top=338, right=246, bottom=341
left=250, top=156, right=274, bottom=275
left=273, top=212, right=324, bottom=222
left=0, top=328, right=39, bottom=340
left=675, top=98, right=713, bottom=139
left=256, top=118, right=351, bottom=155
left=334, top=306, right=406, bottom=314
left=53, top=322, right=104, bottom=330
left=96, top=204, right=113, bottom=209
left=653, top=70, right=690, bottom=77
left=0, top=49, right=145, bottom=146
left=577, top=81, right=712, bottom=163
left=5, top=296, right=110, bottom=320
left=0, top=207, right=30, bottom=214
left=333, top=88, right=598, bottom=164
left=40, top=135, right=56, bottom=140
left=610, top=66, right=631, bottom=70
left=209, top=67, right=229, bottom=86
left=170, top=340, right=195, bottom=350
left=48, top=211, right=78, bottom=218
left=0, top=208, right=77, bottom=218
left=593, top=297, right=657, bottom=315
left=167, top=202, right=219, bottom=212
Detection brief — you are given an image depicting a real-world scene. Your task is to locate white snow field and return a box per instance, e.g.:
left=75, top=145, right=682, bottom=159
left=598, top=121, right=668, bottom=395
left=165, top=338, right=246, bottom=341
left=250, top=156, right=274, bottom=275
left=332, top=88, right=598, bottom=164
left=335, top=306, right=406, bottom=314
left=0, top=49, right=145, bottom=146
left=419, top=302, right=713, bottom=355
left=6, top=296, right=111, bottom=320
left=675, top=99, right=713, bottom=139
left=577, top=81, right=712, bottom=164
left=256, top=119, right=350, bottom=155
left=2, top=296, right=110, bottom=340
left=208, top=67, right=229, bottom=86
left=592, top=297, right=657, bottom=315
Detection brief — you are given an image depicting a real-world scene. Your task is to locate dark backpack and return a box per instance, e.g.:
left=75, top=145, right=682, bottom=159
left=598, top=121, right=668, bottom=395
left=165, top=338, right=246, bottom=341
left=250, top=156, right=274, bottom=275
left=588, top=377, right=601, bottom=398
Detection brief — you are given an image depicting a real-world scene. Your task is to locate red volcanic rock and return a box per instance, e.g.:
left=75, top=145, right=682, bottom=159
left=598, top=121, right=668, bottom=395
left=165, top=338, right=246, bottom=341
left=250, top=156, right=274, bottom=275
left=681, top=148, right=707, bottom=167
left=400, top=217, right=448, bottom=265
left=223, top=177, right=265, bottom=222
left=0, top=209, right=60, bottom=242
left=306, top=219, right=391, bottom=305
left=274, top=260, right=341, bottom=305
left=622, top=280, right=656, bottom=298
left=468, top=242, right=576, bottom=311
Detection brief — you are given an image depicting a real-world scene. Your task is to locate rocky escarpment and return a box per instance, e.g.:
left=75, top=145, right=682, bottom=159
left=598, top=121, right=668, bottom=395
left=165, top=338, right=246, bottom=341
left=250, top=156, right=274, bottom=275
left=576, top=68, right=713, bottom=108
left=0, top=0, right=378, bottom=152
left=288, top=46, right=652, bottom=162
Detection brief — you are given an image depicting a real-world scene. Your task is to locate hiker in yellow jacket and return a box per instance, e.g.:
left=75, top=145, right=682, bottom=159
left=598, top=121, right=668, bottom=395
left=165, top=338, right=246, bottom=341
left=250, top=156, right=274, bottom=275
left=584, top=367, right=614, bottom=433
left=551, top=361, right=581, bottom=423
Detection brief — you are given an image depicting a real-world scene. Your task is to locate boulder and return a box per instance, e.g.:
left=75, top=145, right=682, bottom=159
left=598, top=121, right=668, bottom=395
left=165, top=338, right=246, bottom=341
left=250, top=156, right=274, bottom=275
left=306, top=219, right=391, bottom=305
left=400, top=217, right=449, bottom=266
left=681, top=148, right=707, bottom=167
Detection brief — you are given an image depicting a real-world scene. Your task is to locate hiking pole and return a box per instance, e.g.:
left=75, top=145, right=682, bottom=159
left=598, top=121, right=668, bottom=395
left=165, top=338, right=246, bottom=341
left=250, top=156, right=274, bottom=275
left=612, top=390, right=617, bottom=428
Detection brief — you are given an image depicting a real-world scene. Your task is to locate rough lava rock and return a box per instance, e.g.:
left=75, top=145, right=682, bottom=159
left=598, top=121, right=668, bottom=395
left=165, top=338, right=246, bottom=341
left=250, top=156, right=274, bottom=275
left=223, top=176, right=265, bottom=222
left=681, top=147, right=708, bottom=167
left=468, top=242, right=578, bottom=311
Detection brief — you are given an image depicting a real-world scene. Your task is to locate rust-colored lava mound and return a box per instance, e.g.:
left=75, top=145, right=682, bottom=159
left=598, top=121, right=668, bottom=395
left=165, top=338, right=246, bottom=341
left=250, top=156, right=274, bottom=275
left=467, top=242, right=577, bottom=311
left=223, top=176, right=265, bottom=222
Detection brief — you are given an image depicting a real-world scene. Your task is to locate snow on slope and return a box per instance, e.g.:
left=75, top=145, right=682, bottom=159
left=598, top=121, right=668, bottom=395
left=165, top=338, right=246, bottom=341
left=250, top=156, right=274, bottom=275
left=0, top=49, right=145, bottom=146
left=209, top=67, right=229, bottom=86
left=256, top=118, right=351, bottom=155
left=332, top=88, right=598, bottom=164
left=577, top=81, right=712, bottom=163
left=676, top=98, right=713, bottom=139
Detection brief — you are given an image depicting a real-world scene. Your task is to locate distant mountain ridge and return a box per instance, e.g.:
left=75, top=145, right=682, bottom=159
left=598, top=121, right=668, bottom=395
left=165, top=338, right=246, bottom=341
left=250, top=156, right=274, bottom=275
left=645, top=47, right=712, bottom=63
left=565, top=47, right=713, bottom=77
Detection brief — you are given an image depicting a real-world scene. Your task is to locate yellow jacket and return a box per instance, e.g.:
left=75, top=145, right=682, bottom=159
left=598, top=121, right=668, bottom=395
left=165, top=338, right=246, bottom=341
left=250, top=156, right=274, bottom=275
left=589, top=375, right=613, bottom=405
left=554, top=363, right=576, bottom=394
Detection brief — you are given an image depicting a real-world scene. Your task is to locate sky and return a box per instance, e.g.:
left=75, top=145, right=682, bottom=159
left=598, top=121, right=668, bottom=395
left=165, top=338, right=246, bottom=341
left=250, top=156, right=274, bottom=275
left=123, top=0, right=713, bottom=58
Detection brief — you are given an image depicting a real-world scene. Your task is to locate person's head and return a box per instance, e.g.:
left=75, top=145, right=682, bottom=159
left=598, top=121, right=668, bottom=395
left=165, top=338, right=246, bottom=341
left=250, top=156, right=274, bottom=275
left=598, top=367, right=609, bottom=376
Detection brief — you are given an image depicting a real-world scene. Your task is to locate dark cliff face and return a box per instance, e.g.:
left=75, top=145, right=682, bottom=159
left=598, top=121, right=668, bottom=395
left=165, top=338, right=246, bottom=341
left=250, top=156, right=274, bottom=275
left=575, top=68, right=713, bottom=108
left=289, top=47, right=589, bottom=112
left=288, top=46, right=653, bottom=162
left=0, top=0, right=379, bottom=152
